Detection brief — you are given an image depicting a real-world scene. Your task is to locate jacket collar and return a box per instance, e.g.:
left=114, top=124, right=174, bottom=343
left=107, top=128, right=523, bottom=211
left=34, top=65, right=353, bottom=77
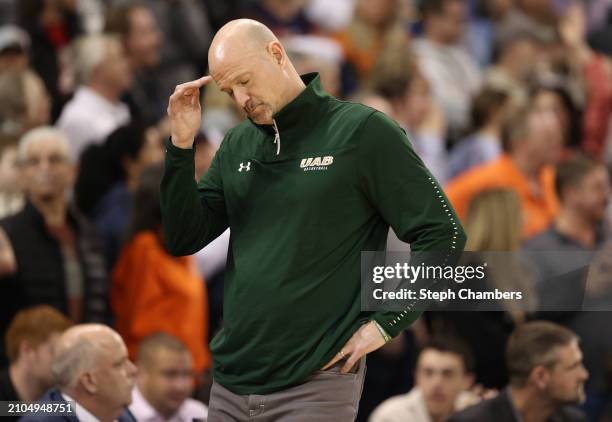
left=249, top=72, right=329, bottom=136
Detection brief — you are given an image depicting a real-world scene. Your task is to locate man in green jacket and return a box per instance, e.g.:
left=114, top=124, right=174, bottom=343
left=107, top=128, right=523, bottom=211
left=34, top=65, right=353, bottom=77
left=162, top=19, right=466, bottom=420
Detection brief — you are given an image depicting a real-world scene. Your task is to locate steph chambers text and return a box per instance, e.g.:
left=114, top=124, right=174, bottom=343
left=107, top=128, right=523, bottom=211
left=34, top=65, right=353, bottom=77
left=372, top=288, right=523, bottom=302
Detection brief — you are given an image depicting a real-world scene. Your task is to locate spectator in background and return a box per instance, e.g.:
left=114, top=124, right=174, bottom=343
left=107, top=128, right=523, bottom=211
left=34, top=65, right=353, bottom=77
left=369, top=336, right=477, bottom=422
left=21, top=324, right=137, bottom=422
left=0, top=68, right=51, bottom=142
left=556, top=2, right=612, bottom=160
left=16, top=0, right=82, bottom=120
left=242, top=0, right=316, bottom=37
left=146, top=0, right=212, bottom=76
left=0, top=306, right=72, bottom=407
left=0, top=127, right=108, bottom=352
left=445, top=103, right=563, bottom=239
left=526, top=156, right=609, bottom=252
left=0, top=142, right=22, bottom=218
left=284, top=35, right=343, bottom=97
left=74, top=124, right=164, bottom=269
left=495, top=0, right=558, bottom=48
left=112, top=164, right=211, bottom=376
left=305, top=0, right=356, bottom=32
left=0, top=67, right=51, bottom=219
left=430, top=189, right=532, bottom=389
left=335, top=0, right=408, bottom=93
left=56, top=34, right=132, bottom=160
left=414, top=0, right=482, bottom=138
left=449, top=321, right=588, bottom=422
left=449, top=88, right=509, bottom=179
left=369, top=51, right=448, bottom=184
left=531, top=84, right=582, bottom=151
left=524, top=156, right=612, bottom=421
left=0, top=25, right=30, bottom=71
left=105, top=3, right=164, bottom=128
left=484, top=31, right=539, bottom=114
left=130, top=333, right=209, bottom=422
left=106, top=1, right=212, bottom=133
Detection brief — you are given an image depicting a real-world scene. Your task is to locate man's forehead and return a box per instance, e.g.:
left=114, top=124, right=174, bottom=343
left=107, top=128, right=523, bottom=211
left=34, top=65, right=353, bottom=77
left=24, top=138, right=68, bottom=156
left=210, top=48, right=260, bottom=76
left=418, top=349, right=464, bottom=369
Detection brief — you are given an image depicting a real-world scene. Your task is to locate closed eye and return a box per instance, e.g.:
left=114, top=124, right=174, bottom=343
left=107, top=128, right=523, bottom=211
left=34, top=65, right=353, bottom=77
left=240, top=79, right=250, bottom=86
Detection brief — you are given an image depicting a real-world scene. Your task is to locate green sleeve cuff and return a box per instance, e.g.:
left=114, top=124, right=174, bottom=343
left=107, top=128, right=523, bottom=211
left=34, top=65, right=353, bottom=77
left=165, top=138, right=195, bottom=155
left=371, top=310, right=423, bottom=338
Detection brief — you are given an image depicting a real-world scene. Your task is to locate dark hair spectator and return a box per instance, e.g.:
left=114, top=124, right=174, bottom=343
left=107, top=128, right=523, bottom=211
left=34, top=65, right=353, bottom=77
left=369, top=50, right=449, bottom=183
left=450, top=321, right=588, bottom=422
left=506, top=321, right=580, bottom=387
left=449, top=88, right=510, bottom=178
left=414, top=0, right=481, bottom=137
left=106, top=0, right=212, bottom=130
left=74, top=123, right=163, bottom=268
left=130, top=333, right=208, bottom=421
left=16, top=0, right=82, bottom=120
left=531, top=83, right=581, bottom=148
left=370, top=334, right=477, bottom=422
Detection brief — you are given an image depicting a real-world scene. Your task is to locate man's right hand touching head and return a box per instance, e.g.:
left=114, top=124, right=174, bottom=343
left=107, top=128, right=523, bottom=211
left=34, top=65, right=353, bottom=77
left=167, top=76, right=212, bottom=149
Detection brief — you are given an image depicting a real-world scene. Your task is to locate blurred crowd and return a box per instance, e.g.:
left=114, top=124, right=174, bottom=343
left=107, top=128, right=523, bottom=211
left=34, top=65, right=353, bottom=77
left=0, top=0, right=612, bottom=421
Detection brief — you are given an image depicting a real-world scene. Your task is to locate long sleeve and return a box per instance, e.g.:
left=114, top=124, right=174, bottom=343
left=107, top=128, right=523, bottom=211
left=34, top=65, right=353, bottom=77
left=160, top=139, right=229, bottom=256
left=357, top=112, right=467, bottom=337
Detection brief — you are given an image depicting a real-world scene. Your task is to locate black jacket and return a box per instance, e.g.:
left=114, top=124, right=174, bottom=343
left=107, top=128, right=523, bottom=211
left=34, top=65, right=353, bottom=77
left=449, top=389, right=587, bottom=422
left=0, top=202, right=108, bottom=364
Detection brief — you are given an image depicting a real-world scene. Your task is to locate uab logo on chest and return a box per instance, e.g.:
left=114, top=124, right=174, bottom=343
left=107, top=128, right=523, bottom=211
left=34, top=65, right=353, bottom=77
left=300, top=156, right=334, bottom=172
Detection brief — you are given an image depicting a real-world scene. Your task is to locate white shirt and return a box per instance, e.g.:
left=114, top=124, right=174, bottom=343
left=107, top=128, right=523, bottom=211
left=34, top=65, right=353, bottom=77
left=56, top=86, right=130, bottom=160
left=413, top=38, right=482, bottom=134
left=129, top=386, right=208, bottom=422
left=369, top=387, right=476, bottom=422
left=61, top=393, right=105, bottom=422
left=195, top=228, right=230, bottom=281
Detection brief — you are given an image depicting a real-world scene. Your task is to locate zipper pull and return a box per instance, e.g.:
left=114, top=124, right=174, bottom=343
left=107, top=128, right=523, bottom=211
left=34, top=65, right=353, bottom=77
left=272, top=119, right=280, bottom=155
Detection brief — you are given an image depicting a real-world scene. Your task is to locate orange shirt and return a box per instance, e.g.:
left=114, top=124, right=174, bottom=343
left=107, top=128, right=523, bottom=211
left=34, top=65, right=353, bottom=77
left=444, top=154, right=559, bottom=239
left=111, top=231, right=210, bottom=373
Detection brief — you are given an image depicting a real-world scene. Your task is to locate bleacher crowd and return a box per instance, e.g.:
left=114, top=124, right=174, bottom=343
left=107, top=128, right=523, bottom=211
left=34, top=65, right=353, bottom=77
left=1, top=0, right=612, bottom=420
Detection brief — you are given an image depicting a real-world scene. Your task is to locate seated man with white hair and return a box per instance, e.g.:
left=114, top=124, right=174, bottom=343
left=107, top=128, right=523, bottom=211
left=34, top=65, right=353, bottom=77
left=56, top=34, right=132, bottom=160
left=0, top=127, right=108, bottom=350
left=20, top=323, right=138, bottom=422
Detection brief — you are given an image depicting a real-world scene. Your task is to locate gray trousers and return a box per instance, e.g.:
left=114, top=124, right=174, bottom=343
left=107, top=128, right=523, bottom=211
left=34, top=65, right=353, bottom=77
left=208, top=357, right=366, bottom=421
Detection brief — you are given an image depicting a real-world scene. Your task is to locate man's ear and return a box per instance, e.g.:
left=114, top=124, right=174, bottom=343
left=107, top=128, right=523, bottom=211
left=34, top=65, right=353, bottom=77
left=529, top=366, right=550, bottom=390
left=267, top=41, right=285, bottom=67
left=81, top=372, right=98, bottom=395
left=18, top=340, right=36, bottom=363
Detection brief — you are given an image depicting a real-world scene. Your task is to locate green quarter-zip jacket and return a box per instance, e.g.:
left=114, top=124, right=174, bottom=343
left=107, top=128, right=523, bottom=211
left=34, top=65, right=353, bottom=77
left=161, top=73, right=466, bottom=394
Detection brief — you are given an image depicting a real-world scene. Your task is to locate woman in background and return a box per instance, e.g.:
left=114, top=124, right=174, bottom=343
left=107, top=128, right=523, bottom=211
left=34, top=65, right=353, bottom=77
left=111, top=163, right=211, bottom=376
left=74, top=123, right=163, bottom=268
left=427, top=188, right=534, bottom=389
left=448, top=88, right=509, bottom=179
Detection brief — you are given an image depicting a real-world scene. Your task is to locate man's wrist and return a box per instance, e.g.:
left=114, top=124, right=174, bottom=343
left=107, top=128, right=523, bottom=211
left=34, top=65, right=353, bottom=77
left=170, top=136, right=194, bottom=149
left=372, top=320, right=392, bottom=343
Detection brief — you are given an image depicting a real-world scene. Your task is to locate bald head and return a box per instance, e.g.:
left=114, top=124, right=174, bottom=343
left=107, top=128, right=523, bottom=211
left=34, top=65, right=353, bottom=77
left=52, top=324, right=124, bottom=389
left=206, top=19, right=305, bottom=125
left=57, top=324, right=121, bottom=351
left=208, top=19, right=278, bottom=70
